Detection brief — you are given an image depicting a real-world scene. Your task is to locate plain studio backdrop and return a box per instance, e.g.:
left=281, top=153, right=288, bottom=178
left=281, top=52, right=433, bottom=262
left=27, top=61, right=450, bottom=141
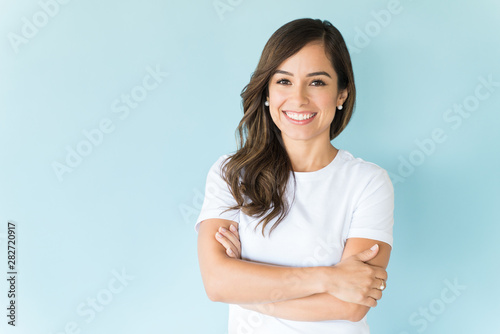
left=1, top=0, right=499, bottom=333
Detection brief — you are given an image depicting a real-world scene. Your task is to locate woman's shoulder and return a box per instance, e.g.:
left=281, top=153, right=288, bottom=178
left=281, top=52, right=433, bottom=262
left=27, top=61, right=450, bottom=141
left=338, top=149, right=390, bottom=179
left=210, top=153, right=233, bottom=169
left=335, top=149, right=393, bottom=195
left=206, top=153, right=237, bottom=178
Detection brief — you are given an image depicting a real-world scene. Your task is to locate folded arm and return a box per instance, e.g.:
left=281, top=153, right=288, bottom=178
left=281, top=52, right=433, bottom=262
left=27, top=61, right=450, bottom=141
left=214, top=224, right=391, bottom=322
left=238, top=293, right=362, bottom=322
left=197, top=218, right=327, bottom=304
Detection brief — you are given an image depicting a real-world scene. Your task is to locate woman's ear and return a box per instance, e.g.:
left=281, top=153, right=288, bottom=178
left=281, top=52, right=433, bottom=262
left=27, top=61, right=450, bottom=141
left=337, top=89, right=348, bottom=105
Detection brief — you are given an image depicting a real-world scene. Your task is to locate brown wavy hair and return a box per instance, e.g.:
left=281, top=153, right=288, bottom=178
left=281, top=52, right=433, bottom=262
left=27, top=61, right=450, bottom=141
left=221, top=18, right=356, bottom=237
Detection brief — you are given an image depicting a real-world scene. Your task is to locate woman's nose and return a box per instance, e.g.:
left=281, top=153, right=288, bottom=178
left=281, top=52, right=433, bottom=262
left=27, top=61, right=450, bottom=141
left=289, top=85, right=309, bottom=106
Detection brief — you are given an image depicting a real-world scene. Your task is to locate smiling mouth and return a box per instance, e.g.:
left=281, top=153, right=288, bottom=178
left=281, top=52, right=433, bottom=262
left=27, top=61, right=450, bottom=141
left=283, top=111, right=317, bottom=121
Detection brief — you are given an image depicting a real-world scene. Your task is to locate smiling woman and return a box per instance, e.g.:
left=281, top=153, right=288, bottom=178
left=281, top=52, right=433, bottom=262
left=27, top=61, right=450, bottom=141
left=195, top=18, right=394, bottom=334
left=267, top=41, right=348, bottom=159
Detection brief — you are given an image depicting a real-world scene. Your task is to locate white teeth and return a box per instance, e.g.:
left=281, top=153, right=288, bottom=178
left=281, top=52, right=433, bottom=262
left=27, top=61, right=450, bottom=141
left=285, top=112, right=315, bottom=121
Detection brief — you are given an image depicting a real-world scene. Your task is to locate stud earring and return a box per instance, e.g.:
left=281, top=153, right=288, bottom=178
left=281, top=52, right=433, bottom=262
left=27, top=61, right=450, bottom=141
left=264, top=100, right=269, bottom=107
left=337, top=105, right=343, bottom=110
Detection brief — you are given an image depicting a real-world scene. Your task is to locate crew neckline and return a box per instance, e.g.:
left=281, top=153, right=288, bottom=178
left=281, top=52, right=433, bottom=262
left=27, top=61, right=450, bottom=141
left=292, top=149, right=344, bottom=180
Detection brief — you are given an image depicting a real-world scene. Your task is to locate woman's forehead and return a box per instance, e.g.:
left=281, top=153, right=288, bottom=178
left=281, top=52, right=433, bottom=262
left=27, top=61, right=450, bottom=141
left=273, top=42, right=335, bottom=76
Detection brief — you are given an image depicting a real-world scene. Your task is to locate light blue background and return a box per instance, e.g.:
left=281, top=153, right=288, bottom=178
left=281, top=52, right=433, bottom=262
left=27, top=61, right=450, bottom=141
left=1, top=0, right=499, bottom=333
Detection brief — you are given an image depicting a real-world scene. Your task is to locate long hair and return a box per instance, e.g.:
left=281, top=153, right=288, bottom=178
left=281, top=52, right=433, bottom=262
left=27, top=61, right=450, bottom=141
left=222, top=18, right=356, bottom=237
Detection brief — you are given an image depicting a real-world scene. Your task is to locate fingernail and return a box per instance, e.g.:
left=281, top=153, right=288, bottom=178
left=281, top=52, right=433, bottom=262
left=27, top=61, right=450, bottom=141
left=220, top=227, right=227, bottom=233
left=228, top=249, right=233, bottom=255
left=216, top=232, right=222, bottom=238
left=230, top=225, right=236, bottom=232
left=370, top=244, right=379, bottom=251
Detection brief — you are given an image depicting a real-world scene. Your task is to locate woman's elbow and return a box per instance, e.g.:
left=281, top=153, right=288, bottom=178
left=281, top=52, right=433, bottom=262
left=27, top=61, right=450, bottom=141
left=206, top=287, right=221, bottom=302
left=202, top=276, right=225, bottom=302
left=201, top=263, right=233, bottom=303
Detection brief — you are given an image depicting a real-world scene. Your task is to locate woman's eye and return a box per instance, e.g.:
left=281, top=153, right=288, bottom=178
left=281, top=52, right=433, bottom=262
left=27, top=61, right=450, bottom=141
left=277, top=78, right=290, bottom=85
left=275, top=78, right=326, bottom=86
left=311, top=79, right=326, bottom=86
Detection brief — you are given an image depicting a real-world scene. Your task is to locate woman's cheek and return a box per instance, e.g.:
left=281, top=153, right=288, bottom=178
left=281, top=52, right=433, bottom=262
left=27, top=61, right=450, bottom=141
left=269, top=108, right=282, bottom=129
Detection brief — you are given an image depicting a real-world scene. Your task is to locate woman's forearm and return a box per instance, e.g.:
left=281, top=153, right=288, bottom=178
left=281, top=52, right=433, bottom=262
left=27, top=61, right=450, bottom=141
left=205, top=257, right=327, bottom=304
left=203, top=222, right=388, bottom=309
left=238, top=292, right=368, bottom=322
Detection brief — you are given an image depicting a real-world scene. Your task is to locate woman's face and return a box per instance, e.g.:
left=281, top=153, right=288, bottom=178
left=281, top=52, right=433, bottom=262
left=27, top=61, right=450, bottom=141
left=267, top=41, right=347, bottom=145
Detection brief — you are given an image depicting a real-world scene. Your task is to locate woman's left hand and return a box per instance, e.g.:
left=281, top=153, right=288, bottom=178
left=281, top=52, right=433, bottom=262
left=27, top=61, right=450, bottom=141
left=215, top=224, right=241, bottom=259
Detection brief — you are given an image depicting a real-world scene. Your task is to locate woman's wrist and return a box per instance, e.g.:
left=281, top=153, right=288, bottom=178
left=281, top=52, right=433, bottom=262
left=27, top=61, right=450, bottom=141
left=316, top=266, right=338, bottom=295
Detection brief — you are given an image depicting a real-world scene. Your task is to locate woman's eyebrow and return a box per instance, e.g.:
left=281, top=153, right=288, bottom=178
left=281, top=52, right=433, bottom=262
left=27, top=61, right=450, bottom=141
left=273, top=69, right=332, bottom=78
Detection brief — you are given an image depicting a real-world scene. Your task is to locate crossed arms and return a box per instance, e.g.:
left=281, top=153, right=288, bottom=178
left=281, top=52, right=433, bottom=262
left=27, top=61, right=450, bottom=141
left=197, top=218, right=392, bottom=322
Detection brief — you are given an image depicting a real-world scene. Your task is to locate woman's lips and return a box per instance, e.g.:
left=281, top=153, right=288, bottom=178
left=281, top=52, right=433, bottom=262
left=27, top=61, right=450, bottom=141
left=282, top=110, right=317, bottom=125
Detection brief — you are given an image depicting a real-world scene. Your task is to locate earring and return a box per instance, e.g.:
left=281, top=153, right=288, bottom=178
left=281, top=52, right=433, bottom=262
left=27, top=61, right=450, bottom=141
left=337, top=105, right=343, bottom=110
left=264, top=100, right=269, bottom=107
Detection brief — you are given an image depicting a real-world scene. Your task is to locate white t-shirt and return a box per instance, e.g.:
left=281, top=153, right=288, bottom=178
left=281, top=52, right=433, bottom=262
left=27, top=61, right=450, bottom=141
left=195, top=149, right=394, bottom=334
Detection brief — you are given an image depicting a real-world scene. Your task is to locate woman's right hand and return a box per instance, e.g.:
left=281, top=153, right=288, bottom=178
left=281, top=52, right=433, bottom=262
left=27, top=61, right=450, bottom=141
left=326, top=244, right=387, bottom=307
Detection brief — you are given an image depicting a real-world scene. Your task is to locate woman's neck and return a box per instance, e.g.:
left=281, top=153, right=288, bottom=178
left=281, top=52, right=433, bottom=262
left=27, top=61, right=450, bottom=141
left=283, top=137, right=338, bottom=172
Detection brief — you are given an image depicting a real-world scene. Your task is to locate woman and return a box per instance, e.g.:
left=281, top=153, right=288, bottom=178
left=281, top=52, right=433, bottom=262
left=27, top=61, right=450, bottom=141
left=195, top=18, right=394, bottom=333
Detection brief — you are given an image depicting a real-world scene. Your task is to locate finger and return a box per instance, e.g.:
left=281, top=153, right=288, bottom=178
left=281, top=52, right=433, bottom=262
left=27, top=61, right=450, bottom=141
left=368, top=297, right=378, bottom=307
left=229, top=224, right=239, bottom=238
left=373, top=268, right=388, bottom=281
left=217, top=227, right=236, bottom=248
left=229, top=225, right=241, bottom=255
left=219, top=227, right=241, bottom=257
left=219, top=226, right=241, bottom=250
left=361, top=296, right=377, bottom=308
left=372, top=277, right=387, bottom=291
left=216, top=231, right=240, bottom=259
left=226, top=247, right=237, bottom=259
left=368, top=288, right=383, bottom=301
left=354, top=244, right=379, bottom=262
left=215, top=232, right=239, bottom=258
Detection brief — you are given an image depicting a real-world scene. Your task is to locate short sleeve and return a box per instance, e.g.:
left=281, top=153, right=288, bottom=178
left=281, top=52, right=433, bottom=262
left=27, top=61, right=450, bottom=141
left=347, top=169, right=394, bottom=247
left=194, top=155, right=240, bottom=233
